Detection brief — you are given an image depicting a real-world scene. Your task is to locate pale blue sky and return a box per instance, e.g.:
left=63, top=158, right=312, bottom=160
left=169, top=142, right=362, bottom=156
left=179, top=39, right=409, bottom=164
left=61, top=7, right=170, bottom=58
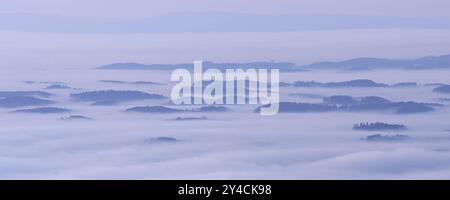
left=1, top=0, right=449, bottom=19
left=1, top=0, right=449, bottom=68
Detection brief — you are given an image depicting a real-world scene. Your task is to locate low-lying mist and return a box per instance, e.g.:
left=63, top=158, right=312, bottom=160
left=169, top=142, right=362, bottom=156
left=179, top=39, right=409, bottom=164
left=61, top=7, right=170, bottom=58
left=0, top=68, right=449, bottom=179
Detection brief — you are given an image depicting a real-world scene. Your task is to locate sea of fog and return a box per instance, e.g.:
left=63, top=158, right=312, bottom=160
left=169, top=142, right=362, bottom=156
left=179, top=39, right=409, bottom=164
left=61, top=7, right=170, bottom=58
left=0, top=68, right=450, bottom=179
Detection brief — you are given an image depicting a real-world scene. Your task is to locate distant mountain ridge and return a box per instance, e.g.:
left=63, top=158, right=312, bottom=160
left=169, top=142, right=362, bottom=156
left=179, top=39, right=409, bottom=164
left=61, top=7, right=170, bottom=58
left=303, top=54, right=450, bottom=70
left=99, top=54, right=450, bottom=71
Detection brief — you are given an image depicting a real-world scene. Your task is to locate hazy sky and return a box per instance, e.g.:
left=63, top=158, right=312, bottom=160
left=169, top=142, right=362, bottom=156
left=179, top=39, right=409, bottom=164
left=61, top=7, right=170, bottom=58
left=1, top=0, right=450, bottom=68
left=1, top=0, right=450, bottom=19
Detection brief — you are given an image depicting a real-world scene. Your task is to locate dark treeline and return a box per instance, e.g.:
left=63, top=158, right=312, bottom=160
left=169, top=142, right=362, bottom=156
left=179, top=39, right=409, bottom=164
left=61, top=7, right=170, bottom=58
left=353, top=122, right=407, bottom=131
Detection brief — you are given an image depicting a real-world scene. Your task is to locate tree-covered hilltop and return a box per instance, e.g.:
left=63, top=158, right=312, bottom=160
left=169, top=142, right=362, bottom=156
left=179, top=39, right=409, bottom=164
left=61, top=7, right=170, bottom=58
left=98, top=80, right=162, bottom=85
left=45, top=84, right=72, bottom=89
left=0, top=91, right=52, bottom=98
left=433, top=85, right=450, bottom=94
left=126, top=105, right=228, bottom=114
left=13, top=107, right=71, bottom=114
left=353, top=122, right=407, bottom=131
left=293, top=79, right=388, bottom=87
left=362, top=134, right=411, bottom=142
left=70, top=90, right=166, bottom=105
left=0, top=96, right=54, bottom=108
